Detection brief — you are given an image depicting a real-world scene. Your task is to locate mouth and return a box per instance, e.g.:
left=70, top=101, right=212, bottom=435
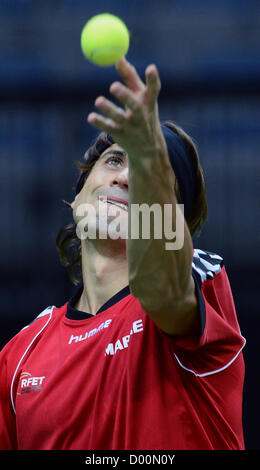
left=99, top=195, right=128, bottom=212
left=106, top=199, right=128, bottom=211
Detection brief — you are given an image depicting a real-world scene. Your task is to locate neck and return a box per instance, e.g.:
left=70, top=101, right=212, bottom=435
left=75, top=238, right=129, bottom=315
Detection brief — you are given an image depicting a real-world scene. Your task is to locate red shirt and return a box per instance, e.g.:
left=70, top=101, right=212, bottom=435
left=0, top=249, right=246, bottom=450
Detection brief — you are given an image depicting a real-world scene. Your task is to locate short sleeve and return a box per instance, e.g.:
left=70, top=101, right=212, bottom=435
left=170, top=249, right=246, bottom=377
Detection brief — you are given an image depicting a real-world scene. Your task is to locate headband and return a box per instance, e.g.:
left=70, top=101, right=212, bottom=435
left=160, top=125, right=196, bottom=219
left=75, top=125, right=196, bottom=219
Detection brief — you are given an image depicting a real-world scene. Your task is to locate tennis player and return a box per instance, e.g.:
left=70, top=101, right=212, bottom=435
left=0, top=58, right=246, bottom=450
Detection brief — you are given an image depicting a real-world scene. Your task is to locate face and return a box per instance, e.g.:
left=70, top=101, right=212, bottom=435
left=72, top=144, right=129, bottom=241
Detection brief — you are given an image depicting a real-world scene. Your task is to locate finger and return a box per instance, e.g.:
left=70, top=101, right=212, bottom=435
left=110, top=82, right=141, bottom=114
left=116, top=57, right=145, bottom=93
left=145, top=64, right=161, bottom=108
left=87, top=112, right=120, bottom=133
left=94, top=96, right=130, bottom=123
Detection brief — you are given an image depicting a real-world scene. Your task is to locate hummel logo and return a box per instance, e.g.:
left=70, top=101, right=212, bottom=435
left=17, top=372, right=45, bottom=395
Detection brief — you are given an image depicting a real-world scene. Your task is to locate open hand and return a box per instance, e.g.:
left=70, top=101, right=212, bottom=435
left=87, top=57, right=167, bottom=160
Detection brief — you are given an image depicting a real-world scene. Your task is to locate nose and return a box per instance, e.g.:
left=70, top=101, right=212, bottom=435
left=111, top=167, right=128, bottom=190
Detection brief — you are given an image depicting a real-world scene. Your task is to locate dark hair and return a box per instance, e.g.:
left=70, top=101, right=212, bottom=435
left=56, top=124, right=208, bottom=285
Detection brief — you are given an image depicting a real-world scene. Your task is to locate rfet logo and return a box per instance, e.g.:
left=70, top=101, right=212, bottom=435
left=17, top=372, right=45, bottom=395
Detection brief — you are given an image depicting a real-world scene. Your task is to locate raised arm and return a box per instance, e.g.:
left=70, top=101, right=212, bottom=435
left=87, top=57, right=199, bottom=336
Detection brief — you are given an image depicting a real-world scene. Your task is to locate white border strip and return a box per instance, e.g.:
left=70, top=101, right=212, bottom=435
left=174, top=336, right=246, bottom=378
left=10, top=307, right=54, bottom=414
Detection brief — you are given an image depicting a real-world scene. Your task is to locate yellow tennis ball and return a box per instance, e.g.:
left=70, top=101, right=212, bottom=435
left=81, top=13, right=130, bottom=66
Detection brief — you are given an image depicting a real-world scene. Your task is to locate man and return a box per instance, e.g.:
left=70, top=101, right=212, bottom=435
left=0, top=58, right=245, bottom=449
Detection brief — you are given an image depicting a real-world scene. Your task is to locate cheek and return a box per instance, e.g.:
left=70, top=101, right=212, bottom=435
left=72, top=170, right=102, bottom=223
left=84, top=165, right=105, bottom=192
left=72, top=187, right=90, bottom=224
left=72, top=197, right=82, bottom=225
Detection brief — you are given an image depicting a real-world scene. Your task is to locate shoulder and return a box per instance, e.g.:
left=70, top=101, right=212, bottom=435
left=192, top=248, right=224, bottom=284
left=191, top=248, right=245, bottom=344
left=20, top=305, right=55, bottom=332
left=0, top=303, right=67, bottom=414
left=0, top=303, right=66, bottom=363
left=191, top=248, right=238, bottom=339
left=191, top=248, right=235, bottom=321
left=172, top=249, right=246, bottom=376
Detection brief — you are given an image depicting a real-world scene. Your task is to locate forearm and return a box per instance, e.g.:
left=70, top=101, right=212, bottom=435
left=127, top=149, right=193, bottom=312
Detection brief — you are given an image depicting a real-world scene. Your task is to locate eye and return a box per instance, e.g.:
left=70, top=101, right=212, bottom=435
left=106, top=156, right=124, bottom=168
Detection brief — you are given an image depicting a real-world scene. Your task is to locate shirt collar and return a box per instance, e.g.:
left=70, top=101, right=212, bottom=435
left=66, top=284, right=131, bottom=320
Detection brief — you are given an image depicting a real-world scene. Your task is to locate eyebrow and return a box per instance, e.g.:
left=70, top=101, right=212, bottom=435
left=101, top=149, right=127, bottom=159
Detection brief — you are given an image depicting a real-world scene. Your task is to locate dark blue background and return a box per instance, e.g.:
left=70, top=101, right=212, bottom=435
left=0, top=0, right=259, bottom=449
